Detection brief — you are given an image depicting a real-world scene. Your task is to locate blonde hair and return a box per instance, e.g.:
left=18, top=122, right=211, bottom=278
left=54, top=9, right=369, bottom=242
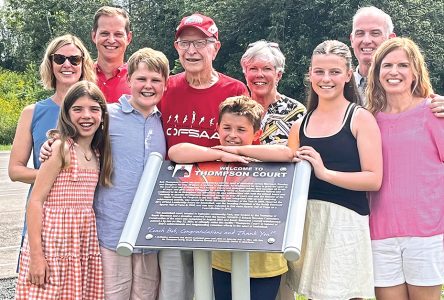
left=218, top=95, right=264, bottom=132
left=127, top=48, right=170, bottom=80
left=366, top=37, right=433, bottom=114
left=57, top=81, right=113, bottom=187
left=40, top=34, right=95, bottom=90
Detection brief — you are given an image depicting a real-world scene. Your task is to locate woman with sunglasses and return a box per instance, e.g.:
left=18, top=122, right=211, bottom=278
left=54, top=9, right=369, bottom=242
left=8, top=34, right=95, bottom=268
left=241, top=40, right=306, bottom=146
left=9, top=34, right=94, bottom=183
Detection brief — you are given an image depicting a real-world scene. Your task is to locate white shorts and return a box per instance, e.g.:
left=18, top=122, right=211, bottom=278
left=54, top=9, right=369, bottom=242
left=372, top=234, right=444, bottom=287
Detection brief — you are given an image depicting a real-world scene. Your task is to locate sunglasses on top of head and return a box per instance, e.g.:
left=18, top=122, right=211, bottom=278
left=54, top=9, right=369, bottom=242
left=247, top=41, right=280, bottom=50
left=50, top=54, right=83, bottom=66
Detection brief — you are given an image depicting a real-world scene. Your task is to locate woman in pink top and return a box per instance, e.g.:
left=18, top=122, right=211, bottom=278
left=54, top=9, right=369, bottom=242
left=366, top=37, right=444, bottom=300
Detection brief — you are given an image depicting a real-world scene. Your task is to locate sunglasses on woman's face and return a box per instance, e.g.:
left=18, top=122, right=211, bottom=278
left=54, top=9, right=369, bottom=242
left=50, top=54, right=83, bottom=66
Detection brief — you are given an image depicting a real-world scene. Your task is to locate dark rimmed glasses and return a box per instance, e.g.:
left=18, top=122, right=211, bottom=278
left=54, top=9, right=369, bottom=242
left=175, top=39, right=216, bottom=50
left=50, top=54, right=83, bottom=66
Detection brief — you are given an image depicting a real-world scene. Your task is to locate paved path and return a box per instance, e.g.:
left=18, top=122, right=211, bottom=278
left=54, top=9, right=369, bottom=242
left=0, top=151, right=28, bottom=279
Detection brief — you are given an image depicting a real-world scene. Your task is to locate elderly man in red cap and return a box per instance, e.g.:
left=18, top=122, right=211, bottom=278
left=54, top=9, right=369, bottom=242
left=158, top=13, right=248, bottom=300
left=160, top=13, right=247, bottom=149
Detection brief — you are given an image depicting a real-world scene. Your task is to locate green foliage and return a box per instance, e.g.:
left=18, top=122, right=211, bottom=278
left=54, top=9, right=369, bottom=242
left=0, top=97, right=18, bottom=144
left=125, top=0, right=184, bottom=63
left=172, top=59, right=184, bottom=75
left=0, top=144, right=12, bottom=150
left=0, top=0, right=111, bottom=70
left=0, top=0, right=443, bottom=117
left=383, top=0, right=444, bottom=93
left=0, top=65, right=50, bottom=144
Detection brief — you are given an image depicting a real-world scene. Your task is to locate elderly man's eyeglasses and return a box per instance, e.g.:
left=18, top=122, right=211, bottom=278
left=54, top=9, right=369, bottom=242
left=50, top=54, right=83, bottom=66
left=175, top=39, right=216, bottom=50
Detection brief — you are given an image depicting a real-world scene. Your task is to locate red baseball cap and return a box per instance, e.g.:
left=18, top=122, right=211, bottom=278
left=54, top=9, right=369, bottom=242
left=175, top=13, right=219, bottom=40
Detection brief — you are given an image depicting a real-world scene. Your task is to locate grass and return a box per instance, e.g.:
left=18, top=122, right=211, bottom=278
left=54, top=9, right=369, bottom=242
left=0, top=144, right=12, bottom=151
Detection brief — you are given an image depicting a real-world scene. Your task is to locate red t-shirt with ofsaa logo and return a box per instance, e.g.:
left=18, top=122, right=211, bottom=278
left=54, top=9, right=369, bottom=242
left=159, top=72, right=248, bottom=150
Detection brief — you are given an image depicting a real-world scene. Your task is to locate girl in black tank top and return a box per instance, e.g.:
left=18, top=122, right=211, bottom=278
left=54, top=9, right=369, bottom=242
left=286, top=41, right=382, bottom=205
left=299, top=103, right=369, bottom=215
left=283, top=40, right=383, bottom=299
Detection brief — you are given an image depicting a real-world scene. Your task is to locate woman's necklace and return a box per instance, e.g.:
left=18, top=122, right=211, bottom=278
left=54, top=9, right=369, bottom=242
left=76, top=143, right=92, bottom=161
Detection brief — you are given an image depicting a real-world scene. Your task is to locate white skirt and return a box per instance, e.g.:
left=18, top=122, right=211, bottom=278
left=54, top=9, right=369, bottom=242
left=287, top=200, right=375, bottom=300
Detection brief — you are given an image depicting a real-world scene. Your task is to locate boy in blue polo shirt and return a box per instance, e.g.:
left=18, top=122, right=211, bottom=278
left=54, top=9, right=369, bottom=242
left=94, top=47, right=167, bottom=300
left=41, top=47, right=168, bottom=299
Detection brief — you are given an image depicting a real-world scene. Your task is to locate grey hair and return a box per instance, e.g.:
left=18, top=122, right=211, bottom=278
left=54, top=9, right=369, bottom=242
left=352, top=6, right=394, bottom=36
left=241, top=40, right=285, bottom=74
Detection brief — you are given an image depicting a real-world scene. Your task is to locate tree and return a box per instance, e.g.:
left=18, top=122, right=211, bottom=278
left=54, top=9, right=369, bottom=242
left=384, top=0, right=444, bottom=92
left=1, top=0, right=443, bottom=96
left=0, top=0, right=109, bottom=70
left=123, top=0, right=185, bottom=64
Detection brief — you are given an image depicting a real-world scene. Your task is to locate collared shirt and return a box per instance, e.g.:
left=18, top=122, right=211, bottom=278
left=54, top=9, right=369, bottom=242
left=260, top=94, right=306, bottom=145
left=95, top=63, right=131, bottom=103
left=94, top=95, right=166, bottom=253
left=354, top=65, right=364, bottom=85
left=354, top=66, right=367, bottom=106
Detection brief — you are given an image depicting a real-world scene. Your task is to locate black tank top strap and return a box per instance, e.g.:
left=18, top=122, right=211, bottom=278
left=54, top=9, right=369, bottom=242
left=343, top=102, right=364, bottom=134
left=299, top=110, right=313, bottom=139
left=343, top=102, right=354, bottom=121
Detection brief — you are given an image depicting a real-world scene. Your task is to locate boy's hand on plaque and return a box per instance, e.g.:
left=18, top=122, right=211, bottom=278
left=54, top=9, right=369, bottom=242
left=212, top=145, right=240, bottom=154
left=219, top=151, right=251, bottom=164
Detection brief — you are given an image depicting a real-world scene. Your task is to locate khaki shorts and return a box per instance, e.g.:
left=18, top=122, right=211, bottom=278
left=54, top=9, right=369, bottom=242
left=100, top=247, right=159, bottom=300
